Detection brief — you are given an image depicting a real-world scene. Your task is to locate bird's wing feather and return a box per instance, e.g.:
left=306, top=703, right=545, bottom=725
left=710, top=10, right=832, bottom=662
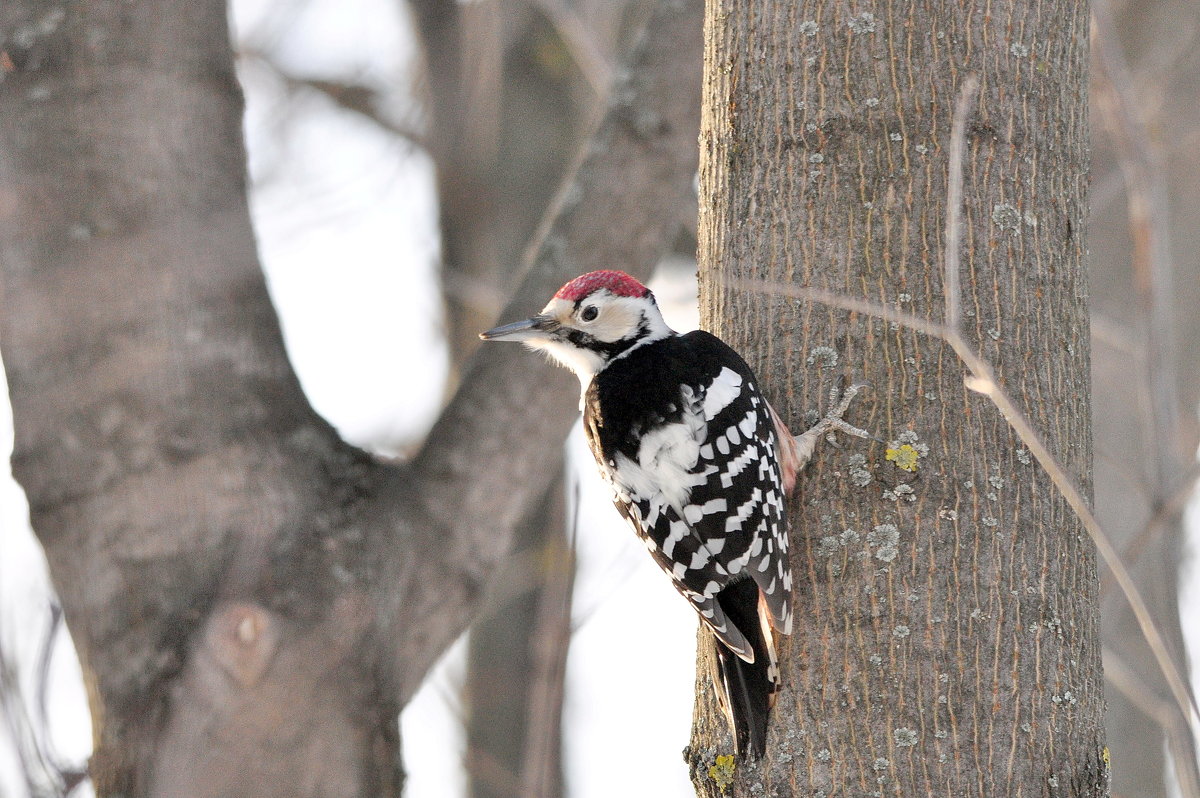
left=676, top=360, right=793, bottom=636
left=587, top=337, right=793, bottom=655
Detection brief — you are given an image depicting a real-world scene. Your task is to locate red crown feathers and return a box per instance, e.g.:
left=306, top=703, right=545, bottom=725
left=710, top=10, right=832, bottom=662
left=554, top=270, right=650, bottom=302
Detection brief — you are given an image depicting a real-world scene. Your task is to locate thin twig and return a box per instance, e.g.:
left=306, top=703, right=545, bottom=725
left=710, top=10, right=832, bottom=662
left=238, top=49, right=428, bottom=147
left=733, top=279, right=946, bottom=340
left=1101, top=460, right=1200, bottom=598
left=33, top=605, right=61, bottom=739
left=942, top=75, right=976, bottom=327
left=0, top=611, right=68, bottom=796
left=1105, top=646, right=1177, bottom=722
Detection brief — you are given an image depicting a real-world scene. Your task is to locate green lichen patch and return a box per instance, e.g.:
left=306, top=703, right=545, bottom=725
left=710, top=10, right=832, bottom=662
left=885, top=443, right=921, bottom=472
left=708, top=754, right=736, bottom=795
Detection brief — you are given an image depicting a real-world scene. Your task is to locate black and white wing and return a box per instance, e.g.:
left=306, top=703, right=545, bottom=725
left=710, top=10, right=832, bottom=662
left=583, top=331, right=792, bottom=662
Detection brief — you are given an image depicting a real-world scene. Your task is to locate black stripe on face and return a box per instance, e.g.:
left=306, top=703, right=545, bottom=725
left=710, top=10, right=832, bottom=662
left=562, top=314, right=651, bottom=359
left=563, top=329, right=629, bottom=359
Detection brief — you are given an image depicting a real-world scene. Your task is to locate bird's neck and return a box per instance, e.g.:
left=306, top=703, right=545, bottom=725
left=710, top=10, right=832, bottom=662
left=569, top=324, right=675, bottom=405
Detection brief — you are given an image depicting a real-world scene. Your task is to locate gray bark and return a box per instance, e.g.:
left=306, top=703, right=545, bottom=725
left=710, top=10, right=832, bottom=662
left=0, top=0, right=702, bottom=794
left=689, top=2, right=1105, bottom=796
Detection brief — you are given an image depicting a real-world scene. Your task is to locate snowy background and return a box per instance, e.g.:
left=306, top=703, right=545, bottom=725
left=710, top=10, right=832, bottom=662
left=1, top=3, right=700, bottom=796
left=2, top=1, right=1199, bottom=797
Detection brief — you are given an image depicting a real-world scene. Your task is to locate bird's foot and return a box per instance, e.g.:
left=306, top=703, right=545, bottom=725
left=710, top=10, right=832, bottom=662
left=793, top=382, right=873, bottom=468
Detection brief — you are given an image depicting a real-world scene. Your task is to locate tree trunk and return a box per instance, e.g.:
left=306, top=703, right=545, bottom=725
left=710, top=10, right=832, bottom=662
left=0, top=4, right=403, bottom=793
left=408, top=3, right=697, bottom=795
left=689, top=3, right=1106, bottom=796
left=464, top=473, right=572, bottom=798
left=0, top=0, right=703, bottom=794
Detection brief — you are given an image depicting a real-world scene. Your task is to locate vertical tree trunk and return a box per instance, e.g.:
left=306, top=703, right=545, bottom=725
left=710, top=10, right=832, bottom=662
left=689, top=3, right=1106, bottom=796
left=408, top=3, right=690, bottom=794
left=0, top=4, right=404, bottom=794
left=416, top=9, right=588, bottom=791
left=465, top=473, right=571, bottom=798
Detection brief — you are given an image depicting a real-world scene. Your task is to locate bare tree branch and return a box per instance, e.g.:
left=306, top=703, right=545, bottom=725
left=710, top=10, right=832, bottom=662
left=0, top=0, right=700, bottom=792
left=239, top=49, right=427, bottom=147
left=1101, top=461, right=1200, bottom=597
left=377, top=0, right=703, bottom=702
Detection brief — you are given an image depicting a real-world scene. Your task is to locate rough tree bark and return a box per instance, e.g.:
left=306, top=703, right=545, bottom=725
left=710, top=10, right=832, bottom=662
left=688, top=3, right=1106, bottom=796
left=0, top=0, right=701, bottom=794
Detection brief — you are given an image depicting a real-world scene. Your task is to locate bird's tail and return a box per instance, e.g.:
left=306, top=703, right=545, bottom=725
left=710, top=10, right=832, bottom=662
left=709, top=578, right=780, bottom=758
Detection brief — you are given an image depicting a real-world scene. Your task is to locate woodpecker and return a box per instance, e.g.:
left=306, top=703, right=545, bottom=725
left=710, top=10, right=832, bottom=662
left=480, top=270, right=867, bottom=757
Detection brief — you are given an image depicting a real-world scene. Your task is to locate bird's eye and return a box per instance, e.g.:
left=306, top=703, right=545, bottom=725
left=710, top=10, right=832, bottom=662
left=581, top=305, right=599, bottom=322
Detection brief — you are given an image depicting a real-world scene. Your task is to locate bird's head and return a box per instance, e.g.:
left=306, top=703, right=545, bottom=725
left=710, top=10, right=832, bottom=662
left=479, top=270, right=674, bottom=382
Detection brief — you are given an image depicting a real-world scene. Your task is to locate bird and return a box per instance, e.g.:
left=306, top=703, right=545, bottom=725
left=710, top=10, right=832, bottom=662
left=480, top=269, right=867, bottom=757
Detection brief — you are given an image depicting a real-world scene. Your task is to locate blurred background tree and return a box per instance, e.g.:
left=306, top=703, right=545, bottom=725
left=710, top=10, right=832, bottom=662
left=0, top=0, right=700, bottom=794
left=2, top=0, right=1199, bottom=796
left=1090, top=2, right=1200, bottom=796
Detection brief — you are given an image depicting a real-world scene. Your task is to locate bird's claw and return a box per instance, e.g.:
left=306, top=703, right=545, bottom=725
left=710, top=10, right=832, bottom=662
left=814, top=381, right=872, bottom=441
left=791, top=381, right=873, bottom=467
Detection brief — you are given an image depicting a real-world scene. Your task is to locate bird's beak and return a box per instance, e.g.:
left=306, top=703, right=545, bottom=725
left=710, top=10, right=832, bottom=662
left=479, top=314, right=558, bottom=342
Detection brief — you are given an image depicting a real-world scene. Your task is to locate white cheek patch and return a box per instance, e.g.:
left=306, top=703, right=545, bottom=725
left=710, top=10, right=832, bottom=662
left=583, top=294, right=673, bottom=345
left=588, top=304, right=638, bottom=342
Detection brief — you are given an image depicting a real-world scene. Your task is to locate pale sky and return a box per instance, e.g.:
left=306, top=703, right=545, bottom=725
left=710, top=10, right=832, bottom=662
left=1, top=2, right=1199, bottom=797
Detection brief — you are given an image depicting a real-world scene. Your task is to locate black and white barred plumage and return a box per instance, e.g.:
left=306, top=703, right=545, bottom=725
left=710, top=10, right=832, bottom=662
left=583, top=331, right=791, bottom=757
left=582, top=332, right=793, bottom=653
left=481, top=270, right=862, bottom=757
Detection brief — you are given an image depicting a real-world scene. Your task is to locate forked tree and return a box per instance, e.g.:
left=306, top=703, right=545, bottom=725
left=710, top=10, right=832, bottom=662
left=0, top=0, right=700, bottom=795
